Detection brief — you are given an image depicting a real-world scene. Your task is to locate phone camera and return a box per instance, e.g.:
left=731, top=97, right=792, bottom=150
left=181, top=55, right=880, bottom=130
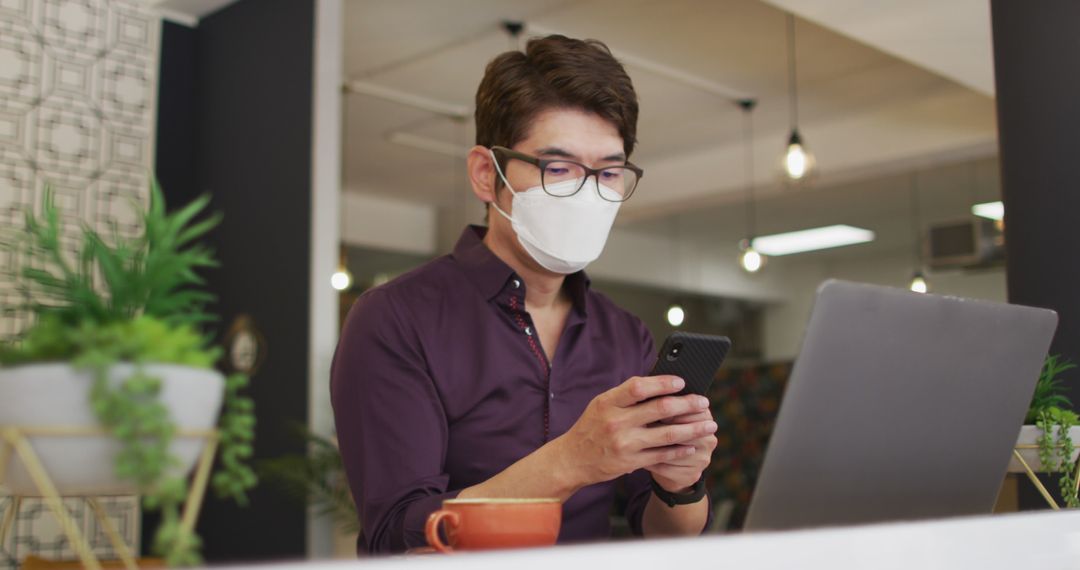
left=665, top=343, right=683, bottom=362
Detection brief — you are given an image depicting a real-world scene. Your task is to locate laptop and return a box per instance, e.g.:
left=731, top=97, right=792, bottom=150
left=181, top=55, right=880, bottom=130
left=742, top=280, right=1058, bottom=531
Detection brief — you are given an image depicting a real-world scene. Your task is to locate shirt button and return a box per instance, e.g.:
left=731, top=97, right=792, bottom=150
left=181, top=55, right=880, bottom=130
left=524, top=326, right=533, bottom=336
left=549, top=391, right=555, bottom=400
left=512, top=279, right=521, bottom=289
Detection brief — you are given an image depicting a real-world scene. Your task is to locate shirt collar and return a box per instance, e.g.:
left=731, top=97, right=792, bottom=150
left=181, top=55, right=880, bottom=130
left=451, top=225, right=590, bottom=317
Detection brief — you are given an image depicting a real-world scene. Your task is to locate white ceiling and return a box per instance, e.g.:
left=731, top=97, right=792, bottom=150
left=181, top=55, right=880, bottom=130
left=152, top=0, right=998, bottom=264
left=761, top=0, right=994, bottom=96
left=148, top=0, right=1000, bottom=264
left=342, top=0, right=999, bottom=252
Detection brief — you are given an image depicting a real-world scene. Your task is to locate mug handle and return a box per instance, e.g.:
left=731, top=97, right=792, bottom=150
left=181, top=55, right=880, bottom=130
left=425, top=509, right=460, bottom=553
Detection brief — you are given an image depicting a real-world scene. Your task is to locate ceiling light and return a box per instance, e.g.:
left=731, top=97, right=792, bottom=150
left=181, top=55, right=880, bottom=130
left=783, top=130, right=814, bottom=180
left=666, top=305, right=685, bottom=327
left=739, top=243, right=766, bottom=273
left=752, top=225, right=875, bottom=256
left=972, top=201, right=1004, bottom=221
left=780, top=13, right=816, bottom=182
left=737, top=100, right=766, bottom=275
left=909, top=271, right=928, bottom=294
left=331, top=269, right=352, bottom=291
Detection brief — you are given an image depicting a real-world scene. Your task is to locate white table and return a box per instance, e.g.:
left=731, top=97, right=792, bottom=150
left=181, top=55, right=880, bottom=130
left=226, top=510, right=1080, bottom=570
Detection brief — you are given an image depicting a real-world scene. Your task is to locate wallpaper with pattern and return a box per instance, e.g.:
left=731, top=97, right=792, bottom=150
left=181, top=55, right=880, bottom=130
left=0, top=0, right=158, bottom=336
left=705, top=362, right=793, bottom=530
left=0, top=0, right=160, bottom=567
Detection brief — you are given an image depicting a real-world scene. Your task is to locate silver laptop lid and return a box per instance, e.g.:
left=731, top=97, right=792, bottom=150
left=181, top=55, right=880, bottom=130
left=743, top=280, right=1058, bottom=531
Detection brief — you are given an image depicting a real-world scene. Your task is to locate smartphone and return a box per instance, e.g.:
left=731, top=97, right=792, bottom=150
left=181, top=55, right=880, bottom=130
left=649, top=332, right=731, bottom=397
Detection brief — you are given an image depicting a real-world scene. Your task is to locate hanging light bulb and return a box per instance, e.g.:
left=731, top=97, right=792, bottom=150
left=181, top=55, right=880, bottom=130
left=780, top=14, right=815, bottom=182
left=908, top=174, right=927, bottom=295
left=909, top=271, right=928, bottom=294
left=741, top=247, right=764, bottom=273
left=666, top=304, right=686, bottom=327
left=336, top=105, right=354, bottom=294
left=737, top=100, right=766, bottom=275
left=739, top=240, right=766, bottom=273
left=331, top=267, right=353, bottom=291
left=783, top=130, right=815, bottom=180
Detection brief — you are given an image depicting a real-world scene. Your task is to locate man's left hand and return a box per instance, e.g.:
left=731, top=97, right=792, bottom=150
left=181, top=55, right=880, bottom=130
left=646, top=409, right=717, bottom=493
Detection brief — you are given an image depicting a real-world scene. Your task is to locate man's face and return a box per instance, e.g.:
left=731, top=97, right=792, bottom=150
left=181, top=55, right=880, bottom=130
left=487, top=107, right=626, bottom=275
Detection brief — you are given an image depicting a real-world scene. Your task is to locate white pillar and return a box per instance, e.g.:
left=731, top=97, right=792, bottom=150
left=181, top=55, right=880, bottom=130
left=307, top=0, right=343, bottom=559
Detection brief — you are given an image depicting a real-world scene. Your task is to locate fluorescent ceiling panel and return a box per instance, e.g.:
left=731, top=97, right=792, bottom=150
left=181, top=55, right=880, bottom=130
left=752, top=224, right=876, bottom=256
left=972, top=201, right=1004, bottom=220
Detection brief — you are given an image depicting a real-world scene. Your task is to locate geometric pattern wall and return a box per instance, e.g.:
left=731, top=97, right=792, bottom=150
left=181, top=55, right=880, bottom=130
left=1, top=496, right=141, bottom=568
left=0, top=1, right=160, bottom=567
left=0, top=0, right=159, bottom=338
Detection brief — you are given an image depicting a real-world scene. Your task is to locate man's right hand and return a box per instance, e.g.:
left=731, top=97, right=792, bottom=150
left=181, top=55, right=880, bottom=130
left=554, top=375, right=716, bottom=487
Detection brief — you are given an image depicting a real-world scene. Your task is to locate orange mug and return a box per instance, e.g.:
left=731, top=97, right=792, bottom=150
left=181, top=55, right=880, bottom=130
left=424, top=498, right=562, bottom=553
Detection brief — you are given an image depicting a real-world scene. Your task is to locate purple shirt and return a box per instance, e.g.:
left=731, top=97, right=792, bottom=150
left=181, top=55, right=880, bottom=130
left=331, top=226, right=702, bottom=554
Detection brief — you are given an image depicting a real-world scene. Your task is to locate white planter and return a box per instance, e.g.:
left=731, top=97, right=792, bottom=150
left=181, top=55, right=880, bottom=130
left=0, top=362, right=224, bottom=496
left=1008, top=424, right=1080, bottom=473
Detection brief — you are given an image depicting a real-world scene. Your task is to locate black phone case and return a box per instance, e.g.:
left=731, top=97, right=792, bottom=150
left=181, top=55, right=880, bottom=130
left=649, top=332, right=731, bottom=397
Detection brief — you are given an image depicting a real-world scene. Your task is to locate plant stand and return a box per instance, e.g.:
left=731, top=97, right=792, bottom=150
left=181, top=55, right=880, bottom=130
left=0, top=426, right=219, bottom=570
left=1011, top=444, right=1080, bottom=510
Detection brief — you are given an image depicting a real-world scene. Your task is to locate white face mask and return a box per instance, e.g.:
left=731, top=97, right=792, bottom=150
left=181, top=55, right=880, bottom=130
left=489, top=149, right=621, bottom=274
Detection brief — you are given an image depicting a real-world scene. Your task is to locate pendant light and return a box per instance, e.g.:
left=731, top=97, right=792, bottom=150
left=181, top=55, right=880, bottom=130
left=908, top=172, right=928, bottom=294
left=909, top=272, right=928, bottom=294
left=330, top=272, right=352, bottom=291
left=666, top=304, right=686, bottom=327
left=502, top=20, right=524, bottom=50
left=334, top=93, right=353, bottom=292
left=781, top=13, right=815, bottom=181
left=738, top=99, right=766, bottom=273
left=332, top=243, right=353, bottom=291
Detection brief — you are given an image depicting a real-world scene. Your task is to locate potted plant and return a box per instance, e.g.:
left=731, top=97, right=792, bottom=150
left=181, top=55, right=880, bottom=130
left=0, top=182, right=257, bottom=565
left=1009, top=354, right=1080, bottom=508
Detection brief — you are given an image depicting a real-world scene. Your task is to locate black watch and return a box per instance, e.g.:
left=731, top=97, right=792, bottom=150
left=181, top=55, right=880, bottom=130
left=650, top=475, right=707, bottom=507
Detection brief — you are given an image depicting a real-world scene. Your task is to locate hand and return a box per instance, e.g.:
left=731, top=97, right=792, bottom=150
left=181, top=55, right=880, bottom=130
left=647, top=409, right=718, bottom=493
left=554, top=375, right=716, bottom=487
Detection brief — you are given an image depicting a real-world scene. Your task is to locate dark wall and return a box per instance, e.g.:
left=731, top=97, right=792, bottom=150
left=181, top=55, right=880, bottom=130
left=156, top=21, right=198, bottom=208
left=155, top=0, right=315, bottom=560
left=991, top=0, right=1080, bottom=508
left=149, top=18, right=199, bottom=557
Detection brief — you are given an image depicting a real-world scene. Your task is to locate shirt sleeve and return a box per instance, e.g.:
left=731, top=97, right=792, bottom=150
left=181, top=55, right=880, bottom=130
left=621, top=320, right=713, bottom=536
left=330, top=288, right=459, bottom=554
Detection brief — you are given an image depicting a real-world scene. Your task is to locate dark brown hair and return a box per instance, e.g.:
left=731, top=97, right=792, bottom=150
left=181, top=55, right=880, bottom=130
left=475, top=35, right=639, bottom=160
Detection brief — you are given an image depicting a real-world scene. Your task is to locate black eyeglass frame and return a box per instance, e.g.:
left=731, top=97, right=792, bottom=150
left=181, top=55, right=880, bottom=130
left=490, top=146, right=644, bottom=203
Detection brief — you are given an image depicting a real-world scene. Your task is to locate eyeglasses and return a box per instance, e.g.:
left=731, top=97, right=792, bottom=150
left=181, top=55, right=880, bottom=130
left=491, top=146, right=643, bottom=203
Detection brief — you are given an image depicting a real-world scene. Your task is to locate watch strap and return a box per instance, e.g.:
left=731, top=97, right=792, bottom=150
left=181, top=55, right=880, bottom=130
left=650, top=475, right=707, bottom=507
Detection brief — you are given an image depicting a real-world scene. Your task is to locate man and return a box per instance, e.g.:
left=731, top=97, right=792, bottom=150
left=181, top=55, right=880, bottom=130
left=331, top=34, right=717, bottom=555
